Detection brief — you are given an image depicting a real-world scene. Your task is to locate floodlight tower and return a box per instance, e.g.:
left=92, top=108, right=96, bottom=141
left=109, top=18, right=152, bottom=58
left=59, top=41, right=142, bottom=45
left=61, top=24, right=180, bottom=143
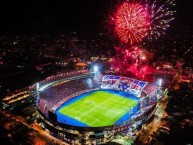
left=93, top=65, right=99, bottom=83
left=94, top=66, right=98, bottom=72
left=36, top=82, right=40, bottom=105
left=158, top=79, right=162, bottom=89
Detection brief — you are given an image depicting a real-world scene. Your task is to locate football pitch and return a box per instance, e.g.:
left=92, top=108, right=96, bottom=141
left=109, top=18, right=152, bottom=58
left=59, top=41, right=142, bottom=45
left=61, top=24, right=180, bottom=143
left=58, top=90, right=138, bottom=127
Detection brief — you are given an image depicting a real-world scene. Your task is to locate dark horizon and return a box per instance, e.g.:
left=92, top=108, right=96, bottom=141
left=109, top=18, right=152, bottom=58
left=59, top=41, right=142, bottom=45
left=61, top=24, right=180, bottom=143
left=0, top=0, right=192, bottom=35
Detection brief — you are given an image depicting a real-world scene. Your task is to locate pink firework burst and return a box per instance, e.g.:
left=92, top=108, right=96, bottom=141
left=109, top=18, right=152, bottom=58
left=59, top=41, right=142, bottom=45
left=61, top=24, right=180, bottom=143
left=115, top=1, right=150, bottom=44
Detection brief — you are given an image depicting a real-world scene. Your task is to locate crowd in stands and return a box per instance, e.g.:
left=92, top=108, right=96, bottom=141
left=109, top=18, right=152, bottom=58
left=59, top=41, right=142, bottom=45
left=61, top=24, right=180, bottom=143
left=29, top=70, right=90, bottom=92
left=101, top=75, right=159, bottom=99
left=101, top=75, right=160, bottom=109
left=37, top=77, right=98, bottom=117
left=143, top=84, right=159, bottom=96
left=36, top=73, right=159, bottom=119
left=39, top=70, right=89, bottom=86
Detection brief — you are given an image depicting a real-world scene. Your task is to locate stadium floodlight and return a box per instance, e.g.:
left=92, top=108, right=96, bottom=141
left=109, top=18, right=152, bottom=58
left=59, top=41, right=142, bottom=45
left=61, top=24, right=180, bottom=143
left=93, top=66, right=98, bottom=72
left=158, top=79, right=162, bottom=87
left=36, top=82, right=39, bottom=90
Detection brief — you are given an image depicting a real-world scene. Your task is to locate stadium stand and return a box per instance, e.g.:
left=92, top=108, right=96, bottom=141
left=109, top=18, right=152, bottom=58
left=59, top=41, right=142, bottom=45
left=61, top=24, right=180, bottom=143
left=101, top=75, right=160, bottom=109
left=37, top=77, right=98, bottom=117
left=35, top=74, right=159, bottom=117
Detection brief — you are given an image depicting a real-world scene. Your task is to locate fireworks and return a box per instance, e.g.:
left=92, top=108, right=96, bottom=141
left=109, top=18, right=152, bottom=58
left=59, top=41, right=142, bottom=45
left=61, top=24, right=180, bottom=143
left=113, top=0, right=176, bottom=44
left=109, top=0, right=175, bottom=78
left=147, top=0, right=176, bottom=39
left=110, top=45, right=153, bottom=78
left=115, top=1, right=150, bottom=44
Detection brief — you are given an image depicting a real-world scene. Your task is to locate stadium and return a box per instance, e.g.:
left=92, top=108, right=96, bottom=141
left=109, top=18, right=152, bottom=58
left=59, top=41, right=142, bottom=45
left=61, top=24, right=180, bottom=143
left=29, top=69, right=161, bottom=145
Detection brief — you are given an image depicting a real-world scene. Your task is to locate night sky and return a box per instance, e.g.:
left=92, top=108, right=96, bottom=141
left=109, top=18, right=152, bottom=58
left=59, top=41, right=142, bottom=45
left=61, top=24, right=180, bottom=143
left=0, top=0, right=192, bottom=34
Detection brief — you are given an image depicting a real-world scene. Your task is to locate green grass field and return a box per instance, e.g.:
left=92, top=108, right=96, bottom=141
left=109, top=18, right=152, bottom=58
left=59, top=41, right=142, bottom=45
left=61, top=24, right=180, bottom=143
left=59, top=91, right=138, bottom=127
